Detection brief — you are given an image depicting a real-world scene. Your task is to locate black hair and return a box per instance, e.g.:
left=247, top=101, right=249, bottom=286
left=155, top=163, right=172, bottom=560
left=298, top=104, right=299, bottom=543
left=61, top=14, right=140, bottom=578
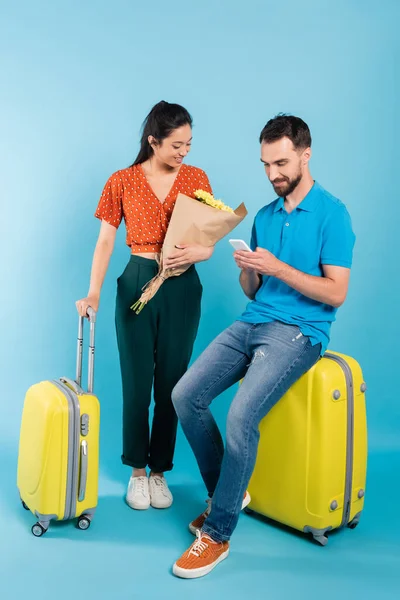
left=259, top=114, right=311, bottom=150
left=131, top=101, right=193, bottom=166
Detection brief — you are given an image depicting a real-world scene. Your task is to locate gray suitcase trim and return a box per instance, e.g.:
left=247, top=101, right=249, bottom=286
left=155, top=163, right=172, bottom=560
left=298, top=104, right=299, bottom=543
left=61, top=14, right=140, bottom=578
left=324, top=352, right=355, bottom=528
left=52, top=379, right=81, bottom=521
left=303, top=525, right=332, bottom=545
left=34, top=511, right=58, bottom=525
left=78, top=507, right=96, bottom=518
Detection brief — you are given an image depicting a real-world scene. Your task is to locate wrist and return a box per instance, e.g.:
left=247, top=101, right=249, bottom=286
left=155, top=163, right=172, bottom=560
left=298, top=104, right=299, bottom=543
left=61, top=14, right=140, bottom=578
left=198, top=247, right=212, bottom=262
left=242, top=266, right=258, bottom=274
left=273, top=259, right=287, bottom=279
left=88, top=290, right=100, bottom=299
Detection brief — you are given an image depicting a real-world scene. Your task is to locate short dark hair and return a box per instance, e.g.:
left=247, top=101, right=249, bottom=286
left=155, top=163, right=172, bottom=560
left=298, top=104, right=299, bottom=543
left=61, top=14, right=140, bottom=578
left=259, top=114, right=311, bottom=150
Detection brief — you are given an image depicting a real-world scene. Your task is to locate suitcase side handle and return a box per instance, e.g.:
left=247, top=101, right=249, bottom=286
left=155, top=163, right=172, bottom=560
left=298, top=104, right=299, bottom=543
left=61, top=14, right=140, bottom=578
left=76, top=307, right=96, bottom=393
left=78, top=440, right=88, bottom=502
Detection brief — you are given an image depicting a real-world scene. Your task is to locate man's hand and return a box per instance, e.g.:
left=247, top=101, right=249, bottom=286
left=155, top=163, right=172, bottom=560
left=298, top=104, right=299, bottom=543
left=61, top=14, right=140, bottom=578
left=236, top=246, right=350, bottom=308
left=164, top=244, right=214, bottom=269
left=234, top=247, right=281, bottom=276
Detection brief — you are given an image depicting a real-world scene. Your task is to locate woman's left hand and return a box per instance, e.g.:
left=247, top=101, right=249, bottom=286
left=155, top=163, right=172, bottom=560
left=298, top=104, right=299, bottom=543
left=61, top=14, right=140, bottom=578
left=164, top=244, right=214, bottom=269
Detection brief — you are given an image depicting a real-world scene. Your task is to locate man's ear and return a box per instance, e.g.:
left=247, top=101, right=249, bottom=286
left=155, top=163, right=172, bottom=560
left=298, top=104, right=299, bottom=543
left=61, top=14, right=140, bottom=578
left=302, top=147, right=312, bottom=165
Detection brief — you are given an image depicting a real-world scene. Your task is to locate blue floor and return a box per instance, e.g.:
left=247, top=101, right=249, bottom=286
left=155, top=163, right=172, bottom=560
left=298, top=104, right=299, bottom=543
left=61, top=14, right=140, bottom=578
left=1, top=447, right=399, bottom=600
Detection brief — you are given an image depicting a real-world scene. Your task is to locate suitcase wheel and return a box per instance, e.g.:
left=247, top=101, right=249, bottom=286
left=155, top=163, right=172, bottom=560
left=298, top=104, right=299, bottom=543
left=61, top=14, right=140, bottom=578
left=21, top=500, right=30, bottom=511
left=77, top=515, right=91, bottom=531
left=31, top=523, right=46, bottom=537
left=313, top=534, right=328, bottom=546
left=348, top=521, right=358, bottom=529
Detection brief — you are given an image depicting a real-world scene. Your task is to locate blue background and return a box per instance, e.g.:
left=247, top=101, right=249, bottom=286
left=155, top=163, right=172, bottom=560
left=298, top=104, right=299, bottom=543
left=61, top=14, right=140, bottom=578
left=1, top=1, right=399, bottom=598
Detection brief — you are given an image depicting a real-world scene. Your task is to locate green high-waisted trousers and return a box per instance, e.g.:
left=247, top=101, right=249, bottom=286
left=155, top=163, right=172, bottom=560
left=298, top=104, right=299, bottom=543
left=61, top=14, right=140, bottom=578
left=115, top=255, right=202, bottom=472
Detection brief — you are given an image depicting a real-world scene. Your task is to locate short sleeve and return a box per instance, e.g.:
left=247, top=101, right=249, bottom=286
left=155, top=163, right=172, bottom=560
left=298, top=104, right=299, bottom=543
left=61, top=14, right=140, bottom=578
left=94, top=173, right=123, bottom=228
left=320, top=206, right=356, bottom=268
left=250, top=221, right=257, bottom=251
left=197, top=169, right=213, bottom=195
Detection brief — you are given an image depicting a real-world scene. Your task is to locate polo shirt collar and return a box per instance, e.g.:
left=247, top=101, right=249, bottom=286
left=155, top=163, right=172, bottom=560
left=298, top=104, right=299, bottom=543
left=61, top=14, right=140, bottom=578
left=273, top=181, right=320, bottom=213
left=273, top=196, right=285, bottom=212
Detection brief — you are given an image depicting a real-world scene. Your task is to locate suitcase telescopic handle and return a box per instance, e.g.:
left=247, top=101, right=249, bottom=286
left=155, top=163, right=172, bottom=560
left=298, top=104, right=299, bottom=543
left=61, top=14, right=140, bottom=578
left=76, top=307, right=96, bottom=393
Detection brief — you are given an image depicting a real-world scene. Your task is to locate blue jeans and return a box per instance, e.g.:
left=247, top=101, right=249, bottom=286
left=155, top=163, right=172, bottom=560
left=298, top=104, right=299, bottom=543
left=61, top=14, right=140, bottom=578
left=172, top=320, right=322, bottom=542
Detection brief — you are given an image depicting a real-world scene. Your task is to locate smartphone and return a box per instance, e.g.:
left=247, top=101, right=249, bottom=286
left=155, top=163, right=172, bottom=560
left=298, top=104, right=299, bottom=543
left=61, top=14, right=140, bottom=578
left=229, top=239, right=252, bottom=252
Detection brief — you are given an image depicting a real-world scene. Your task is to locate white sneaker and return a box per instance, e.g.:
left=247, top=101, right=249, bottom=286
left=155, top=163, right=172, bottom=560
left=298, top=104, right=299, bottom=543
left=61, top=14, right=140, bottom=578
left=148, top=475, right=173, bottom=509
left=126, top=476, right=150, bottom=510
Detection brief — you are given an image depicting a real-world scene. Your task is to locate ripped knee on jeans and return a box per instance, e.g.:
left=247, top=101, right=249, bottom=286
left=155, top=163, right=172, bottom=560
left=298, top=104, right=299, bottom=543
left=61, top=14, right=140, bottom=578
left=250, top=349, right=267, bottom=365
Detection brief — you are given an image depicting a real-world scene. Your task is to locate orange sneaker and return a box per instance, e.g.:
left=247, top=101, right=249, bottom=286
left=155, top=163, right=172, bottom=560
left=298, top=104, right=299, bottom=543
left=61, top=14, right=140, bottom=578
left=188, top=490, right=251, bottom=535
left=173, top=531, right=230, bottom=579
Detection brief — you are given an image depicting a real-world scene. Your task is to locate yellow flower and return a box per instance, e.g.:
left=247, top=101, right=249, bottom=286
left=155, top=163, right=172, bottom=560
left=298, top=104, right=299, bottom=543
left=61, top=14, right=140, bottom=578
left=194, top=189, right=234, bottom=213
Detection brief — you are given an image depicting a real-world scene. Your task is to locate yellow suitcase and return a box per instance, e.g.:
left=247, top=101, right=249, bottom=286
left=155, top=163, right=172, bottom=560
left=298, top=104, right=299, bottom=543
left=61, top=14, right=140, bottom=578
left=17, top=308, right=100, bottom=537
left=246, top=351, right=368, bottom=545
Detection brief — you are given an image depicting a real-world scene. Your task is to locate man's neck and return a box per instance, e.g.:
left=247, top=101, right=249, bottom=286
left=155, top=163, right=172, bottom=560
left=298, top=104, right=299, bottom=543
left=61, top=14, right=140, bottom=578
left=284, top=173, right=314, bottom=213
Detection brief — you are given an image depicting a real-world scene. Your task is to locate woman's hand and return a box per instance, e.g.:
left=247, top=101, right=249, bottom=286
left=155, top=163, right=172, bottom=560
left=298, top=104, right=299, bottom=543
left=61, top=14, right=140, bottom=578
left=76, top=295, right=100, bottom=318
left=164, top=245, right=214, bottom=269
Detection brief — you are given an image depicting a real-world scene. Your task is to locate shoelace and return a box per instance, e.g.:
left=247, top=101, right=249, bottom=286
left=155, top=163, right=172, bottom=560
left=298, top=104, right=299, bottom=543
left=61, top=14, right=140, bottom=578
left=151, top=476, right=169, bottom=496
left=133, top=476, right=147, bottom=497
left=188, top=531, right=209, bottom=558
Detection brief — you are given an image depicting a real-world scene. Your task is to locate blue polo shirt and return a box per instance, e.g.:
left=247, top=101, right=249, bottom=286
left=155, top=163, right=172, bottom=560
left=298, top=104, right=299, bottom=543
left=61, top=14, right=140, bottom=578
left=238, top=181, right=355, bottom=354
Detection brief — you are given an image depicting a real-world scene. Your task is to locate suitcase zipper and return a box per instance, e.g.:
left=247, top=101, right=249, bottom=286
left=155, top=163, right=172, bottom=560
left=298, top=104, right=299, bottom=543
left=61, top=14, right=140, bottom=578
left=324, top=353, right=354, bottom=527
left=52, top=380, right=80, bottom=520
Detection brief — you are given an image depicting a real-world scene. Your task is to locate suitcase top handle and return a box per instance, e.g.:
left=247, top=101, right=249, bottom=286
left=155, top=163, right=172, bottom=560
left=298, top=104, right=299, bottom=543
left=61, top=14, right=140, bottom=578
left=76, top=307, right=96, bottom=393
left=86, top=307, right=96, bottom=323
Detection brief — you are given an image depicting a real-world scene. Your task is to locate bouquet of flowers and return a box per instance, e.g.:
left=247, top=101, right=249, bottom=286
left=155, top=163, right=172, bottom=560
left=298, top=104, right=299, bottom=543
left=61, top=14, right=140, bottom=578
left=131, top=190, right=247, bottom=314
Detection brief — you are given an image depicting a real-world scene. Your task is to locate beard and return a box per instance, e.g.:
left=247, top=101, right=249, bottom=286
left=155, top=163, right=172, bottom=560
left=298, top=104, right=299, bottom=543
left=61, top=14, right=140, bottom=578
left=272, top=172, right=302, bottom=197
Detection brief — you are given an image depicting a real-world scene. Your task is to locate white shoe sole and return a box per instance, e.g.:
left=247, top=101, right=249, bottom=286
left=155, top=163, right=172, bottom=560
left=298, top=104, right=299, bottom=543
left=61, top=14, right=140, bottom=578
left=188, top=491, right=251, bottom=535
left=173, top=547, right=229, bottom=579
left=242, top=490, right=251, bottom=510
left=150, top=498, right=173, bottom=509
left=125, top=497, right=150, bottom=510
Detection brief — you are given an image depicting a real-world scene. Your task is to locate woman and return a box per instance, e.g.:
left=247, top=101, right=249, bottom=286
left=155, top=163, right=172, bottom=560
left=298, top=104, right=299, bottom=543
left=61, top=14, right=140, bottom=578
left=76, top=101, right=214, bottom=510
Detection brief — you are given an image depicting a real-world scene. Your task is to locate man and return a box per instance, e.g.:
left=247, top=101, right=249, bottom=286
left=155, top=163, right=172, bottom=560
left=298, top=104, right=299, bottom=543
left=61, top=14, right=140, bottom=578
left=171, top=114, right=355, bottom=578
